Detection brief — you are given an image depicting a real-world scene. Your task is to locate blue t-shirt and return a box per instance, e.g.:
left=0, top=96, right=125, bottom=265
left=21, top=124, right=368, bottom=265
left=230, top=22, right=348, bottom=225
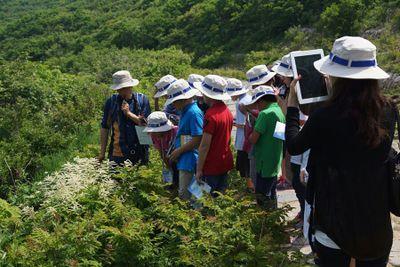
left=175, top=102, right=203, bottom=172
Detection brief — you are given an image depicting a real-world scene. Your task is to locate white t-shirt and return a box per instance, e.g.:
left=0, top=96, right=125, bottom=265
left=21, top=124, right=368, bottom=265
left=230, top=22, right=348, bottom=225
left=234, top=95, right=247, bottom=151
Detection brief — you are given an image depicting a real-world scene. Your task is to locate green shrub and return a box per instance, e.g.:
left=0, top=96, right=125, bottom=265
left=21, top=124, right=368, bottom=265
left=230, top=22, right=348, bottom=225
left=318, top=0, right=366, bottom=37
left=0, top=156, right=298, bottom=266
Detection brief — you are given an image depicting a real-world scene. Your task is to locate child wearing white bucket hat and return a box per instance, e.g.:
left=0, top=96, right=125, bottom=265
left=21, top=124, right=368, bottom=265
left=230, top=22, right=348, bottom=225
left=188, top=74, right=208, bottom=113
left=286, top=36, right=392, bottom=265
left=144, top=111, right=179, bottom=189
left=99, top=70, right=151, bottom=166
left=243, top=65, right=276, bottom=193
left=194, top=75, right=234, bottom=197
left=226, top=78, right=254, bottom=191
left=154, top=75, right=177, bottom=99
left=272, top=54, right=294, bottom=113
left=166, top=79, right=204, bottom=200
left=248, top=86, right=285, bottom=209
left=153, top=75, right=181, bottom=125
left=246, top=64, right=277, bottom=88
left=271, top=54, right=296, bottom=192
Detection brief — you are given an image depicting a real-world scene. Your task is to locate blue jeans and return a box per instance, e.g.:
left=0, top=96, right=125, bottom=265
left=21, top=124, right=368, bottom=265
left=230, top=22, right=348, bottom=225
left=203, top=173, right=228, bottom=197
left=255, top=174, right=277, bottom=209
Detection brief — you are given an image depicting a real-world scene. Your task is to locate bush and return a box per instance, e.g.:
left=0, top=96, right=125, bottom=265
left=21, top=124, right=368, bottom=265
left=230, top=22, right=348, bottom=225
left=318, top=0, right=366, bottom=37
left=0, top=60, right=105, bottom=196
left=0, top=156, right=299, bottom=266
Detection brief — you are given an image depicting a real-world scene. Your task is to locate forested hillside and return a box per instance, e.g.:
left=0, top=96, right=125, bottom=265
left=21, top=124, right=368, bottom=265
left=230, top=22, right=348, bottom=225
left=0, top=0, right=399, bottom=265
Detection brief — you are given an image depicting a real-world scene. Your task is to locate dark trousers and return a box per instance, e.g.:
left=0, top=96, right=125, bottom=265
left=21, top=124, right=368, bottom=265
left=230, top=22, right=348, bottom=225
left=204, top=173, right=228, bottom=197
left=255, top=174, right=277, bottom=209
left=171, top=163, right=179, bottom=189
left=291, top=163, right=306, bottom=218
left=314, top=241, right=388, bottom=267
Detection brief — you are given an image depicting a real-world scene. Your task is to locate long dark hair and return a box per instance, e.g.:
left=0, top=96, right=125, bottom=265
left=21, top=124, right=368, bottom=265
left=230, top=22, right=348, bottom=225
left=327, top=78, right=388, bottom=148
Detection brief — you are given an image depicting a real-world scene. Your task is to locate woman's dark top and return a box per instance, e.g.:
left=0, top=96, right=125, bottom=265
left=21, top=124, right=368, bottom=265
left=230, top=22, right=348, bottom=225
left=286, top=104, right=395, bottom=260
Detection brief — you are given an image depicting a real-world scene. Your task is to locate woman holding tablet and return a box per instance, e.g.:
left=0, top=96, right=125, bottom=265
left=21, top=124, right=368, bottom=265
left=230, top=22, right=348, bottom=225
left=286, top=36, right=394, bottom=266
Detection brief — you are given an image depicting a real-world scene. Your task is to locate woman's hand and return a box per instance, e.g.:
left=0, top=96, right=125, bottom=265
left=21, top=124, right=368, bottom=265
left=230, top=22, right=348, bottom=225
left=288, top=75, right=301, bottom=108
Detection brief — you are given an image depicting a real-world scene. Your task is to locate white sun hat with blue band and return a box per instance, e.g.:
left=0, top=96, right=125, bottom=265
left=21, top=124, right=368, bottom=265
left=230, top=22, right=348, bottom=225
left=226, top=78, right=248, bottom=97
left=246, top=65, right=277, bottom=86
left=110, top=70, right=139, bottom=90
left=193, top=75, right=231, bottom=101
left=187, top=74, right=205, bottom=97
left=143, top=111, right=174, bottom=133
left=165, top=79, right=198, bottom=106
left=314, top=36, right=389, bottom=80
left=154, top=75, right=177, bottom=98
left=245, top=85, right=276, bottom=106
left=272, top=54, right=294, bottom=77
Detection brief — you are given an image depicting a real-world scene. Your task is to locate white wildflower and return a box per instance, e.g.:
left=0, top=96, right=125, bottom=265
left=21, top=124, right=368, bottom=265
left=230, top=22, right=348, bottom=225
left=39, top=157, right=116, bottom=212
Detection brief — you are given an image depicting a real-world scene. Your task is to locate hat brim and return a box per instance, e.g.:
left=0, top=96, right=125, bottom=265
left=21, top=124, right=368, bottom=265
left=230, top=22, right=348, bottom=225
left=227, top=88, right=249, bottom=97
left=110, top=79, right=140, bottom=90
left=271, top=65, right=294, bottom=77
left=143, top=121, right=174, bottom=133
left=249, top=72, right=277, bottom=86
left=245, top=91, right=275, bottom=106
left=154, top=89, right=168, bottom=98
left=164, top=88, right=198, bottom=106
left=238, top=93, right=252, bottom=106
left=313, top=56, right=390, bottom=80
left=193, top=82, right=231, bottom=101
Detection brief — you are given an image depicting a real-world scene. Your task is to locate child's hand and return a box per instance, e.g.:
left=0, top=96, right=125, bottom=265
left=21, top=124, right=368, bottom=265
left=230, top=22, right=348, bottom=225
left=273, top=86, right=280, bottom=96
left=300, top=169, right=307, bottom=185
left=195, top=170, right=203, bottom=182
left=169, top=149, right=181, bottom=162
left=238, top=103, right=247, bottom=115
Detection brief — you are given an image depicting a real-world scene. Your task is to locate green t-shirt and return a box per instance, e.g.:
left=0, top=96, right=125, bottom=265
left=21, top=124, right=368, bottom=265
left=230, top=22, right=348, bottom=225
left=254, top=103, right=286, bottom=178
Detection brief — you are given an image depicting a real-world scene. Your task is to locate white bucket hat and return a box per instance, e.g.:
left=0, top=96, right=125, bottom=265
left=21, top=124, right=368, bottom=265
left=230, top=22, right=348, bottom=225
left=143, top=111, right=174, bottom=133
left=193, top=75, right=230, bottom=101
left=165, top=79, right=198, bottom=106
left=110, top=70, right=139, bottom=90
left=314, top=36, right=389, bottom=80
left=245, top=85, right=275, bottom=106
left=188, top=74, right=204, bottom=97
left=246, top=65, right=277, bottom=86
left=272, top=54, right=294, bottom=77
left=226, top=78, right=248, bottom=97
left=154, top=75, right=177, bottom=98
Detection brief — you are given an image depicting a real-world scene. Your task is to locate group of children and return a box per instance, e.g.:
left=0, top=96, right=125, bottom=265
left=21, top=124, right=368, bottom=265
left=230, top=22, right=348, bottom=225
left=141, top=55, right=308, bottom=214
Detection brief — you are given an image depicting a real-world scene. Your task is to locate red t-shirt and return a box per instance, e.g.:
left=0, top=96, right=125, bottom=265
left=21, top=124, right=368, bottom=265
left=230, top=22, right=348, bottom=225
left=203, top=102, right=234, bottom=175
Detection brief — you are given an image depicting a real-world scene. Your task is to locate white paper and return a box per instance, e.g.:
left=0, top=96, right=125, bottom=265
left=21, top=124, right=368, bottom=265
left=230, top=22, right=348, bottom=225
left=181, top=135, right=192, bottom=146
left=188, top=179, right=212, bottom=199
left=273, top=121, right=286, bottom=141
left=135, top=126, right=153, bottom=145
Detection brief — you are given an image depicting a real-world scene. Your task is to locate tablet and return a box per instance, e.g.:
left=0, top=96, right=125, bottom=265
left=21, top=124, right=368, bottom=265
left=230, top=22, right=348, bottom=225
left=290, top=49, right=328, bottom=104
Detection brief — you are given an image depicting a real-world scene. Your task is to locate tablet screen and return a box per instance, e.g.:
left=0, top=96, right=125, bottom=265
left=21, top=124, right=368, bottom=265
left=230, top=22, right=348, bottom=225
left=293, top=54, right=327, bottom=100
